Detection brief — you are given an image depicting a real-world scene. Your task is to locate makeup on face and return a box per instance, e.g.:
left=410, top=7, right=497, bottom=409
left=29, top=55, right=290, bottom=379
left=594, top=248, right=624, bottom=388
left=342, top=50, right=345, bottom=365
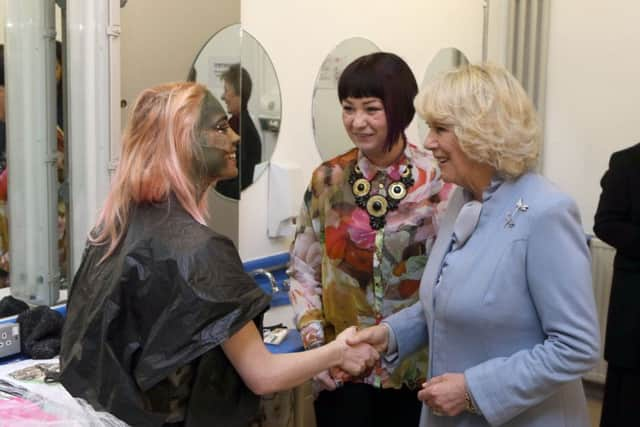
left=195, top=91, right=239, bottom=181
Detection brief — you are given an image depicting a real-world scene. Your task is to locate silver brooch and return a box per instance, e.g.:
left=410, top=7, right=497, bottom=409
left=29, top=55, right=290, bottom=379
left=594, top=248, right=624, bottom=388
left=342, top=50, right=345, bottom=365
left=504, top=198, right=529, bottom=228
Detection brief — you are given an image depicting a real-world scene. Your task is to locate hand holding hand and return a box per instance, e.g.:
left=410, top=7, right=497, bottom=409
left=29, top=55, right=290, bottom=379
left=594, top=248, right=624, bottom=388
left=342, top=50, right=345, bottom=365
left=346, top=324, right=390, bottom=353
left=329, top=366, right=352, bottom=383
left=417, top=373, right=467, bottom=417
left=334, top=326, right=379, bottom=376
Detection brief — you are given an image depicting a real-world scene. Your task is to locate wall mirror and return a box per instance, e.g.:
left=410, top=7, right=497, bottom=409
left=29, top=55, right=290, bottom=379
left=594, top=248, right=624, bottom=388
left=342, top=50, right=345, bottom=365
left=312, top=37, right=380, bottom=161
left=416, top=47, right=469, bottom=141
left=192, top=23, right=282, bottom=200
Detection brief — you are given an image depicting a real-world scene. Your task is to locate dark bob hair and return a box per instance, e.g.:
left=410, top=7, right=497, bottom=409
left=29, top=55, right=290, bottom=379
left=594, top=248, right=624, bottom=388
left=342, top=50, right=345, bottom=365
left=338, top=52, right=418, bottom=151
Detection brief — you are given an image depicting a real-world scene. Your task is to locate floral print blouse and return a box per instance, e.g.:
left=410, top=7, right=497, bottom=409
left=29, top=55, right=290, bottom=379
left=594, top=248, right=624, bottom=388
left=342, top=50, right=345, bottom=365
left=288, top=142, right=451, bottom=389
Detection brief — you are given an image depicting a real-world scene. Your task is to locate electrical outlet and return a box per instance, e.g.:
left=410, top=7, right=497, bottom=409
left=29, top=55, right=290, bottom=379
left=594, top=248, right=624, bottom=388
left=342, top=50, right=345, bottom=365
left=0, top=323, right=21, bottom=358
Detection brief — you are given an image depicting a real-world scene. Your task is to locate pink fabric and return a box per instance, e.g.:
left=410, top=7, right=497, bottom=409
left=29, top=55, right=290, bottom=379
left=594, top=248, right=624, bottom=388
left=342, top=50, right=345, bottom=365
left=0, top=397, right=58, bottom=422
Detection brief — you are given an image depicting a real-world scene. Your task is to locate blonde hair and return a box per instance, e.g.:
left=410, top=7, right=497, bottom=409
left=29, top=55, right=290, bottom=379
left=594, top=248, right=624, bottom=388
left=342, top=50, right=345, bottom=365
left=91, top=82, right=210, bottom=259
left=415, top=63, right=540, bottom=179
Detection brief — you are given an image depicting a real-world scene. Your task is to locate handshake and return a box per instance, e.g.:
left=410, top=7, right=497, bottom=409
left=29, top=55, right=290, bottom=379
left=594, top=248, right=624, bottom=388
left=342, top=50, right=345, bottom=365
left=320, top=324, right=391, bottom=391
left=327, top=324, right=472, bottom=417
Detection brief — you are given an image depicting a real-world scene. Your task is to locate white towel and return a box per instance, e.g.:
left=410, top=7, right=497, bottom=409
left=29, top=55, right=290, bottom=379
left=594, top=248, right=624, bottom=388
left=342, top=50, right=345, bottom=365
left=267, top=162, right=305, bottom=238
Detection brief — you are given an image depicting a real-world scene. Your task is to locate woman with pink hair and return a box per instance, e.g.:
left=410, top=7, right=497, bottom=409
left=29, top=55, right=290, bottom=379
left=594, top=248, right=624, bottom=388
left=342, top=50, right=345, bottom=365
left=59, top=82, right=377, bottom=427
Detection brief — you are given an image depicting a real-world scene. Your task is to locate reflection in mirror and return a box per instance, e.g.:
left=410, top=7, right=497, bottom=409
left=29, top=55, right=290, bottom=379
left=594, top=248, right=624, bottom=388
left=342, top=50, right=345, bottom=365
left=416, top=47, right=469, bottom=141
left=0, top=2, right=67, bottom=305
left=191, top=24, right=281, bottom=200
left=312, top=37, right=380, bottom=161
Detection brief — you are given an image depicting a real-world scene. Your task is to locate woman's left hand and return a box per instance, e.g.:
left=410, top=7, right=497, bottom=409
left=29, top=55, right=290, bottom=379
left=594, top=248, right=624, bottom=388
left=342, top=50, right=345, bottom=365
left=334, top=326, right=379, bottom=376
left=418, top=373, right=467, bottom=416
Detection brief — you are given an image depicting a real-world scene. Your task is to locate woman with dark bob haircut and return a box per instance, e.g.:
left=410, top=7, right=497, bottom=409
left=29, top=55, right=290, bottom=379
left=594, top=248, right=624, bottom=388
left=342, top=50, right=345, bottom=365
left=289, top=52, right=450, bottom=427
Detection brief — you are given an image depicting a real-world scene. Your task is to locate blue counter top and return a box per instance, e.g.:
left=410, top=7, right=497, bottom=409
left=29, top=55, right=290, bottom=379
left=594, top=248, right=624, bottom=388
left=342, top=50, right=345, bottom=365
left=265, top=329, right=304, bottom=354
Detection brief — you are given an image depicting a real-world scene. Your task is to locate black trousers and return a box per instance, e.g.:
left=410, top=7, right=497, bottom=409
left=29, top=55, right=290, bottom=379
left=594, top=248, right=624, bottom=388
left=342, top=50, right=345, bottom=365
left=314, top=382, right=421, bottom=427
left=600, top=364, right=640, bottom=426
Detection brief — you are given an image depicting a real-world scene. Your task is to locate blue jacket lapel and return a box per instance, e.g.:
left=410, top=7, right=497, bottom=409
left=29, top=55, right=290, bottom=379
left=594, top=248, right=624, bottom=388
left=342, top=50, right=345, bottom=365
left=420, top=187, right=468, bottom=302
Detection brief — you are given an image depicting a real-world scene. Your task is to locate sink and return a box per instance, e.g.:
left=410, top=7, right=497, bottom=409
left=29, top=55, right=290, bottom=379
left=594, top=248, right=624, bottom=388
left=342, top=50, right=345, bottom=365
left=263, top=304, right=296, bottom=330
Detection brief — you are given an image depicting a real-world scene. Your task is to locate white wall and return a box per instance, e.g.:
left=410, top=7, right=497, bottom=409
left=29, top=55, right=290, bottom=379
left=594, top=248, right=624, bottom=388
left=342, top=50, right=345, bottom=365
left=543, top=0, right=640, bottom=233
left=485, top=0, right=509, bottom=67
left=239, top=0, right=485, bottom=260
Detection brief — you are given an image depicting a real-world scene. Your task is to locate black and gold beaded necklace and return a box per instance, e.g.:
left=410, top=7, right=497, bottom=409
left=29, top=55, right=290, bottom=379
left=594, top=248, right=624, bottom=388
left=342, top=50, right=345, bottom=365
left=348, top=163, right=415, bottom=230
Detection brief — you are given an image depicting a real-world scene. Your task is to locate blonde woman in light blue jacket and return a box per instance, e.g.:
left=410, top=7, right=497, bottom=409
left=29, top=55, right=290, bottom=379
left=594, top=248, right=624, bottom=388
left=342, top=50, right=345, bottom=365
left=349, top=63, right=600, bottom=427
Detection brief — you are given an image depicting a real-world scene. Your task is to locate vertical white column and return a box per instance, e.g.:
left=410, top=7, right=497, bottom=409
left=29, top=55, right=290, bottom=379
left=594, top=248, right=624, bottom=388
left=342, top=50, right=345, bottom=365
left=505, top=0, right=550, bottom=169
left=6, top=0, right=59, bottom=305
left=66, top=0, right=120, bottom=277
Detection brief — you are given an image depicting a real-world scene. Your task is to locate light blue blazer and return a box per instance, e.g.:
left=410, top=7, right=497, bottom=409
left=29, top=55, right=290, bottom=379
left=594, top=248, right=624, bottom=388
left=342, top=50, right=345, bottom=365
left=385, top=173, right=600, bottom=427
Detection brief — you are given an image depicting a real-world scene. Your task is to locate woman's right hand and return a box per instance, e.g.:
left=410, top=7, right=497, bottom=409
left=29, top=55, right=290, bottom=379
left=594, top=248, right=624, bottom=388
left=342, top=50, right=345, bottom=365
left=312, top=369, right=338, bottom=397
left=333, top=326, right=379, bottom=376
left=312, top=367, right=353, bottom=398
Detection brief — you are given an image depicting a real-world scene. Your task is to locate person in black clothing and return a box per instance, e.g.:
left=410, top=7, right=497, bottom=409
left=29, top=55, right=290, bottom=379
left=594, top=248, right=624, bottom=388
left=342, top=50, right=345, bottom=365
left=594, top=142, right=640, bottom=427
left=216, top=63, right=262, bottom=200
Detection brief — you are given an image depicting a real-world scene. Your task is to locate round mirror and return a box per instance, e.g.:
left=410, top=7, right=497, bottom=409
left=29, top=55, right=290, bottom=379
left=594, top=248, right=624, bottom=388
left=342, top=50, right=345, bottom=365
left=416, top=47, right=469, bottom=141
left=191, top=24, right=282, bottom=200
left=312, top=37, right=380, bottom=161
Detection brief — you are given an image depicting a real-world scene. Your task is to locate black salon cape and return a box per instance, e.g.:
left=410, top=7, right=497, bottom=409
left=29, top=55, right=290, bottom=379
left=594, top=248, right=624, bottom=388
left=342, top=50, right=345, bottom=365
left=59, top=198, right=271, bottom=427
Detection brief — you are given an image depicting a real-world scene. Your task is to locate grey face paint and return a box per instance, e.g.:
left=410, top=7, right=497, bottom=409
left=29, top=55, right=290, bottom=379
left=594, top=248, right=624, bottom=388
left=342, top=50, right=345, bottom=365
left=195, top=90, right=230, bottom=179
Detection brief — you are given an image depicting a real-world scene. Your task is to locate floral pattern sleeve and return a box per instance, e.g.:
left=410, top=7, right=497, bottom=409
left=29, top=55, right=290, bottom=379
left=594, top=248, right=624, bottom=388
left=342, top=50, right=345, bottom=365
left=288, top=187, right=326, bottom=349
